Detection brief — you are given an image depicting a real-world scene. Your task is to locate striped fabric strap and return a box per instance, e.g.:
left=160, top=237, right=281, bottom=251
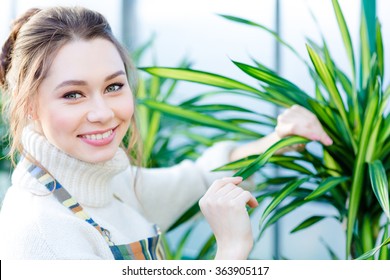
left=109, top=225, right=164, bottom=260
left=110, top=235, right=162, bottom=260
left=23, top=158, right=114, bottom=246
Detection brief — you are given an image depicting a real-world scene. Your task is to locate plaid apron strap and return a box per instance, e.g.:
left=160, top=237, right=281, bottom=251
left=23, top=158, right=114, bottom=245
left=23, top=157, right=164, bottom=260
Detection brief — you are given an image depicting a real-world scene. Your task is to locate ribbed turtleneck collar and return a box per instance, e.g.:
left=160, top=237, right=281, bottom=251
left=19, top=125, right=129, bottom=207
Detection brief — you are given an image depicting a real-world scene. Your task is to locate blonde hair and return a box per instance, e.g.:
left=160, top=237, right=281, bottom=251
left=0, top=6, right=142, bottom=165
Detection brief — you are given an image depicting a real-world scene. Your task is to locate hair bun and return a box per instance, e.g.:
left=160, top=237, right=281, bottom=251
left=0, top=8, right=41, bottom=88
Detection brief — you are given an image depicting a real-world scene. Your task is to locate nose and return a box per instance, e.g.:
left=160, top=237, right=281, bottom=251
left=86, top=95, right=114, bottom=123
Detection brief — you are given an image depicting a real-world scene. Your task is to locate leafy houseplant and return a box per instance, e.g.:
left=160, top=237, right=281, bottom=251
left=140, top=0, right=389, bottom=259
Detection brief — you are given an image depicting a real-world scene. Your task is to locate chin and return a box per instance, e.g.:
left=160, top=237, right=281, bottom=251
left=74, top=149, right=118, bottom=164
left=87, top=154, right=117, bottom=164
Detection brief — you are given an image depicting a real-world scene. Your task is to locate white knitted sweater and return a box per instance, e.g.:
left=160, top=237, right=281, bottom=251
left=0, top=127, right=235, bottom=259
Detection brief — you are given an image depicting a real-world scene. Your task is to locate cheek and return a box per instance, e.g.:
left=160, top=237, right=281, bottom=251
left=115, top=95, right=134, bottom=123
left=51, top=114, right=78, bottom=131
left=39, top=106, right=83, bottom=136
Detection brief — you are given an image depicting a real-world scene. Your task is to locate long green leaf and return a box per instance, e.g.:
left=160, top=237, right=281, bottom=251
left=168, top=202, right=200, bottom=231
left=140, top=99, right=261, bottom=137
left=361, top=214, right=374, bottom=259
left=162, top=58, right=191, bottom=102
left=347, top=82, right=380, bottom=258
left=234, top=136, right=310, bottom=180
left=232, top=61, right=301, bottom=92
left=261, top=86, right=299, bottom=107
left=366, top=115, right=382, bottom=161
left=160, top=234, right=173, bottom=260
left=332, top=0, right=361, bottom=132
left=140, top=67, right=265, bottom=97
left=136, top=78, right=149, bottom=142
left=305, top=176, right=349, bottom=201
left=260, top=177, right=310, bottom=228
left=379, top=85, right=390, bottom=116
left=258, top=199, right=306, bottom=239
left=256, top=176, right=299, bottom=191
left=332, top=0, right=356, bottom=79
left=379, top=225, right=389, bottom=260
left=376, top=20, right=384, bottom=79
left=213, top=155, right=257, bottom=171
left=360, top=8, right=371, bottom=91
left=232, top=61, right=314, bottom=109
left=214, top=155, right=304, bottom=172
left=222, top=117, right=274, bottom=128
left=143, top=111, right=161, bottom=164
left=173, top=222, right=197, bottom=259
left=306, top=44, right=356, bottom=152
left=290, top=216, right=326, bottom=234
left=378, top=103, right=390, bottom=144
left=320, top=238, right=341, bottom=260
left=272, top=161, right=314, bottom=175
left=368, top=160, right=390, bottom=220
left=307, top=100, right=339, bottom=140
left=183, top=104, right=258, bottom=114
left=182, top=132, right=214, bottom=147
left=219, top=14, right=310, bottom=68
left=196, top=234, right=216, bottom=260
left=356, top=236, right=390, bottom=260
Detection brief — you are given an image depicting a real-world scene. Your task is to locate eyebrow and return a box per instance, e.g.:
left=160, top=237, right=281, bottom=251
left=54, top=70, right=126, bottom=90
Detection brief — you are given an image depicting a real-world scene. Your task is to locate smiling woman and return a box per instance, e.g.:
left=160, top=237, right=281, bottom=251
left=0, top=6, right=330, bottom=260
left=35, top=39, right=133, bottom=163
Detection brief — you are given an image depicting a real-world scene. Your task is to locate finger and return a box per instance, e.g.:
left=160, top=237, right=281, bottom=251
left=318, top=131, right=333, bottom=146
left=288, top=123, right=321, bottom=141
left=246, top=195, right=259, bottom=208
left=208, top=177, right=242, bottom=193
left=222, top=176, right=243, bottom=184
left=290, top=107, right=332, bottom=145
left=215, top=183, right=237, bottom=197
left=303, top=126, right=332, bottom=146
left=235, top=191, right=259, bottom=208
left=291, top=104, right=313, bottom=118
left=224, top=186, right=245, bottom=200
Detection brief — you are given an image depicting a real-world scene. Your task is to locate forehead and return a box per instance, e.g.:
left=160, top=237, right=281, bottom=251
left=44, top=38, right=126, bottom=82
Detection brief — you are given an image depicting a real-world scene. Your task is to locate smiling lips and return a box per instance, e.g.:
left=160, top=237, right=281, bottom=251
left=78, top=127, right=117, bottom=146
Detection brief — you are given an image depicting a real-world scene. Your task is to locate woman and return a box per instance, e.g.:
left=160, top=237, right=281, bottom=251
left=0, top=6, right=332, bottom=260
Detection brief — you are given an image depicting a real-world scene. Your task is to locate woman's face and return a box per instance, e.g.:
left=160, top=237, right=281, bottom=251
left=35, top=38, right=134, bottom=163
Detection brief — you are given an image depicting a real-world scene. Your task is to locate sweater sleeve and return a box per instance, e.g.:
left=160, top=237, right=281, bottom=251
left=135, top=141, right=237, bottom=231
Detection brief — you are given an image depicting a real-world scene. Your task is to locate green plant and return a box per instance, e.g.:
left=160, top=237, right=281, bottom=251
left=133, top=38, right=259, bottom=169
left=134, top=40, right=265, bottom=259
left=140, top=0, right=390, bottom=259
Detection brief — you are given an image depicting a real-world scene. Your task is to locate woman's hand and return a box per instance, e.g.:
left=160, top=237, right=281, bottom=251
left=230, top=104, right=333, bottom=161
left=275, top=104, right=333, bottom=146
left=199, top=176, right=258, bottom=259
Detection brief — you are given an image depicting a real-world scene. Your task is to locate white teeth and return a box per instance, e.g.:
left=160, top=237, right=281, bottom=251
left=82, top=130, right=113, bottom=140
left=103, top=131, right=111, bottom=138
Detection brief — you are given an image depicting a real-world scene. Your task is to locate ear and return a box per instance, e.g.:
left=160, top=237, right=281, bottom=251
left=27, top=97, right=39, bottom=121
left=27, top=108, right=37, bottom=121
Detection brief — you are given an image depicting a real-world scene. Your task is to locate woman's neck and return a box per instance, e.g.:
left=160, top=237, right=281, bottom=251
left=21, top=125, right=129, bottom=207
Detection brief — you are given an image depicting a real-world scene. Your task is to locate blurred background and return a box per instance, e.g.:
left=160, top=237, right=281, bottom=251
left=0, top=0, right=389, bottom=260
